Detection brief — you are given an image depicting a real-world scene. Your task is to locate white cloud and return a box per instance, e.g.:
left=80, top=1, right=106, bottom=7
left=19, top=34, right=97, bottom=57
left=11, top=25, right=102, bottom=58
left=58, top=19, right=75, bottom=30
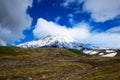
left=62, top=0, right=120, bottom=22
left=67, top=14, right=74, bottom=24
left=63, top=0, right=75, bottom=7
left=0, top=0, right=33, bottom=45
left=0, top=39, right=6, bottom=46
left=62, top=0, right=84, bottom=8
left=62, top=0, right=84, bottom=15
left=33, top=18, right=90, bottom=41
left=54, top=16, right=61, bottom=23
left=83, top=0, right=120, bottom=22
left=36, top=0, right=42, bottom=3
left=33, top=18, right=120, bottom=48
left=82, top=26, right=120, bottom=48
left=107, top=26, right=120, bottom=33
left=68, top=14, right=74, bottom=18
left=83, top=33, right=120, bottom=49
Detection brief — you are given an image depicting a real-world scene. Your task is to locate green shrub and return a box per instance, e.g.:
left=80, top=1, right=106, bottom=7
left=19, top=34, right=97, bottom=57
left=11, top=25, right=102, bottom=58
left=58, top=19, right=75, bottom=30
left=68, top=48, right=92, bottom=57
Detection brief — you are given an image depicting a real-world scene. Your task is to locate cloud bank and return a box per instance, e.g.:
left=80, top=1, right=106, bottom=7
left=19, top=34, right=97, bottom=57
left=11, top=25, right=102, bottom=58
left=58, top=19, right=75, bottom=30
left=83, top=0, right=120, bottom=22
left=84, top=33, right=120, bottom=49
left=62, top=0, right=84, bottom=8
left=33, top=18, right=90, bottom=41
left=33, top=18, right=120, bottom=48
left=62, top=0, right=120, bottom=22
left=0, top=0, right=33, bottom=45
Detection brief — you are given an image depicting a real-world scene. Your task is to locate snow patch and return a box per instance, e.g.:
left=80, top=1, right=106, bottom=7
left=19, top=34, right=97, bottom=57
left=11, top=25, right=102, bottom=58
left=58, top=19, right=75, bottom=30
left=102, top=52, right=117, bottom=57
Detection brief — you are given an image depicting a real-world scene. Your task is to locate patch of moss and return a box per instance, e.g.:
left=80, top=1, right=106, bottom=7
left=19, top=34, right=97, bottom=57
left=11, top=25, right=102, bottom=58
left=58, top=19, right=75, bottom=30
left=68, top=48, right=92, bottom=57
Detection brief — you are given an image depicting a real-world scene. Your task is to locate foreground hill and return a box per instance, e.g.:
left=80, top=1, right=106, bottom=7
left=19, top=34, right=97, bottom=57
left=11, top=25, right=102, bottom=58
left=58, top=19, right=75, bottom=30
left=0, top=46, right=120, bottom=80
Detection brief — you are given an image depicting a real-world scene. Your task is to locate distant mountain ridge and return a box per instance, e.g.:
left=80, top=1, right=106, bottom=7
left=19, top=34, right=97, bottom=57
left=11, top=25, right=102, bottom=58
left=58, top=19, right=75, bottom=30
left=17, top=34, right=118, bottom=57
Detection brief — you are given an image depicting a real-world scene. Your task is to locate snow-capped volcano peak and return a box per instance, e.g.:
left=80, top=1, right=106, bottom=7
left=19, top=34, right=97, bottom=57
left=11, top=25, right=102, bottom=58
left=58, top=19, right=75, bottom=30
left=17, top=34, right=86, bottom=49
left=41, top=34, right=75, bottom=43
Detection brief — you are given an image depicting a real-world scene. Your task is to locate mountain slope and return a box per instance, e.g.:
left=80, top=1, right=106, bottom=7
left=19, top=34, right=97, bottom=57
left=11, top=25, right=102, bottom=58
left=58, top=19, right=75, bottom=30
left=17, top=35, right=118, bottom=57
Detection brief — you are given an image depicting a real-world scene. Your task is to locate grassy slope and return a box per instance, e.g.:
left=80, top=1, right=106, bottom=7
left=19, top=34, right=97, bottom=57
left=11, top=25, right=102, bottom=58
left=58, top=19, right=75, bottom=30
left=0, top=46, right=120, bottom=80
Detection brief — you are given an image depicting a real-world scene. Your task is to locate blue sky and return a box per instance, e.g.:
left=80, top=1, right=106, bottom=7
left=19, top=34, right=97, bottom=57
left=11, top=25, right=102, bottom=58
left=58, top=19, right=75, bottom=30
left=1, top=0, right=120, bottom=48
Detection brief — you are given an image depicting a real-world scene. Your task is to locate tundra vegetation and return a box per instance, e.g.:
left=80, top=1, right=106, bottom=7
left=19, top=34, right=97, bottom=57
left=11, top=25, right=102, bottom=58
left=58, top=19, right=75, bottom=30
left=0, top=46, right=120, bottom=80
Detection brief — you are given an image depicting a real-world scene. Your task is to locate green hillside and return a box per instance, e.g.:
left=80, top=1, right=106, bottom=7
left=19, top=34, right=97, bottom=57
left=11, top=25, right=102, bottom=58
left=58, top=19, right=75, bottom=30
left=0, top=46, right=120, bottom=80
